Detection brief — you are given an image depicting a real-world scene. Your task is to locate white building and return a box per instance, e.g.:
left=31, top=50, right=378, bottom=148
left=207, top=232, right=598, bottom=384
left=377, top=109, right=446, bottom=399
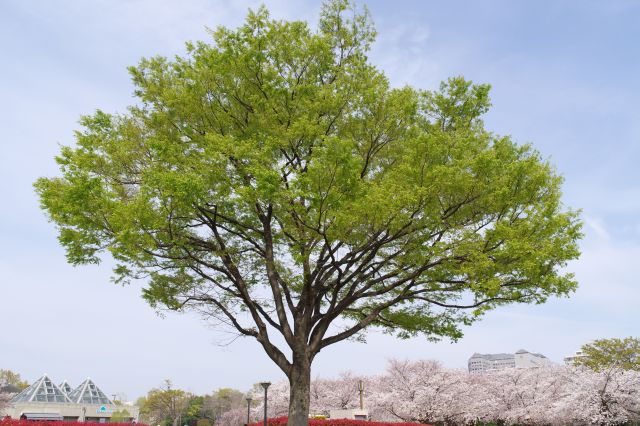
left=468, top=349, right=551, bottom=373
left=563, top=350, right=587, bottom=366
left=468, top=352, right=515, bottom=373
left=514, top=349, right=552, bottom=368
left=1, top=374, right=138, bottom=422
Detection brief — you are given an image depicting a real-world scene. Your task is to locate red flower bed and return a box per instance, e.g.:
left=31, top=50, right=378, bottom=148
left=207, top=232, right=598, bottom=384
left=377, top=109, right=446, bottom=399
left=1, top=421, right=146, bottom=426
left=248, top=417, right=429, bottom=426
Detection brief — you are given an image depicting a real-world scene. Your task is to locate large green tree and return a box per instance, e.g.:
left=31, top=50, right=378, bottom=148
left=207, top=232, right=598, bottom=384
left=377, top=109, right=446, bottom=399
left=574, top=337, right=640, bottom=372
left=137, top=380, right=191, bottom=426
left=35, top=1, right=581, bottom=425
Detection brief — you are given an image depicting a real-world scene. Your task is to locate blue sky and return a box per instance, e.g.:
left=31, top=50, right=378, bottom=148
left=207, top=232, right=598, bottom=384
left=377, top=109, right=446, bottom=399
left=1, top=0, right=638, bottom=400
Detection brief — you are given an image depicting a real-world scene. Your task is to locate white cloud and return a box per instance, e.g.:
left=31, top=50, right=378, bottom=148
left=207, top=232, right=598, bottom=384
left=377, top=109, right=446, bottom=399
left=583, top=215, right=611, bottom=240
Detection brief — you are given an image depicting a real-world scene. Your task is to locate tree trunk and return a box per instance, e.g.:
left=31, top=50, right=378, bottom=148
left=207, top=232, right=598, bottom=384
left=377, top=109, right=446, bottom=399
left=287, top=354, right=311, bottom=426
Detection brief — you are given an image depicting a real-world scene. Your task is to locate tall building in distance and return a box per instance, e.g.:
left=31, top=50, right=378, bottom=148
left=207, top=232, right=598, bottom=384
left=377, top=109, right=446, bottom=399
left=468, top=349, right=552, bottom=373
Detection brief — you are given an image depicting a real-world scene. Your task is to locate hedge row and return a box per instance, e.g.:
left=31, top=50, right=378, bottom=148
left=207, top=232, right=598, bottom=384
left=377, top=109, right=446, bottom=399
left=0, top=421, right=143, bottom=426
left=248, top=416, right=429, bottom=426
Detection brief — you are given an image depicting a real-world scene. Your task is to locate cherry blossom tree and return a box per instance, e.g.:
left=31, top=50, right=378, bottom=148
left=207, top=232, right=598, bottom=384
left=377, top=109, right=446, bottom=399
left=0, top=393, right=10, bottom=415
left=371, top=360, right=471, bottom=425
left=309, top=373, right=367, bottom=416
left=229, top=361, right=640, bottom=425
left=216, top=407, right=247, bottom=426
left=561, top=367, right=640, bottom=425
left=471, top=367, right=571, bottom=425
left=248, top=374, right=366, bottom=420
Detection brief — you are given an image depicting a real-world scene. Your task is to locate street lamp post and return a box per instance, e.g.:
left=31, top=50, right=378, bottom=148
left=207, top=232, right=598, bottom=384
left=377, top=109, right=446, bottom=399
left=246, top=397, right=252, bottom=426
left=260, top=382, right=271, bottom=426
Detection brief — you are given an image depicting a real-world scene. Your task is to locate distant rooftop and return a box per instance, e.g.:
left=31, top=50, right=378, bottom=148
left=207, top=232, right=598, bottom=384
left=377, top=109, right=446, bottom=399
left=58, top=380, right=73, bottom=395
left=68, top=378, right=113, bottom=405
left=516, top=349, right=548, bottom=358
left=10, top=375, right=113, bottom=406
left=10, top=375, right=72, bottom=403
left=470, top=352, right=514, bottom=361
left=470, top=349, right=549, bottom=362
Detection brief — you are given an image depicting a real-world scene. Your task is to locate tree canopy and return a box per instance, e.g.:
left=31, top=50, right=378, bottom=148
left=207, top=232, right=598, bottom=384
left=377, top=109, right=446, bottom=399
left=137, top=380, right=192, bottom=426
left=35, top=1, right=582, bottom=424
left=202, top=388, right=246, bottom=422
left=574, top=337, right=640, bottom=372
left=0, top=370, right=29, bottom=390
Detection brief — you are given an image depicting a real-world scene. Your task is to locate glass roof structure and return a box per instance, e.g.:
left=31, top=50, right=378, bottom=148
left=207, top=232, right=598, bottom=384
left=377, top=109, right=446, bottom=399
left=10, top=375, right=72, bottom=403
left=58, top=381, right=73, bottom=395
left=68, top=379, right=113, bottom=405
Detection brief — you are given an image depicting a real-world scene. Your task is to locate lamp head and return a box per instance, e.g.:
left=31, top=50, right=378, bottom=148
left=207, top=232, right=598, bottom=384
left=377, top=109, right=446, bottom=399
left=259, top=382, right=271, bottom=390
